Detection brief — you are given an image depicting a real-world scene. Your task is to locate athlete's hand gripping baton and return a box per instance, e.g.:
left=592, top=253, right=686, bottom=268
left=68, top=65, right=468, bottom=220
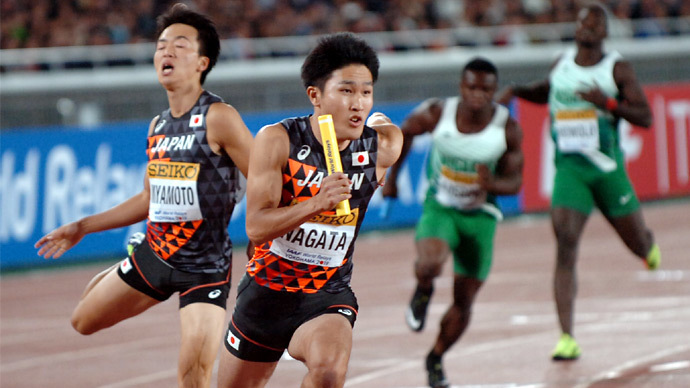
left=318, top=114, right=351, bottom=216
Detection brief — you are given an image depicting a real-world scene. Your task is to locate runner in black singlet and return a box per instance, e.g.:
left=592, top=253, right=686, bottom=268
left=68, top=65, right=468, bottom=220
left=216, top=32, right=403, bottom=388
left=34, top=5, right=253, bottom=387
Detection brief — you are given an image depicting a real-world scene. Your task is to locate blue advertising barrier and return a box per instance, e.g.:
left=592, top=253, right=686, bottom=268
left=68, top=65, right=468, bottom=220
left=0, top=102, right=520, bottom=271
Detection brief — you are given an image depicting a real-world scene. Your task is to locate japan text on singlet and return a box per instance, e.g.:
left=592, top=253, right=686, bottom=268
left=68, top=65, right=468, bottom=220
left=426, top=97, right=508, bottom=220
left=146, top=91, right=241, bottom=273
left=548, top=48, right=622, bottom=171
left=248, top=116, right=379, bottom=293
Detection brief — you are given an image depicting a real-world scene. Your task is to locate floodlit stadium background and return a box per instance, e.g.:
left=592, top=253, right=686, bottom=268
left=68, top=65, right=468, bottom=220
left=1, top=4, right=689, bottom=387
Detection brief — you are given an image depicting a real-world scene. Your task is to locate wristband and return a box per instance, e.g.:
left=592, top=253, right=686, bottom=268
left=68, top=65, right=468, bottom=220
left=606, top=97, right=618, bottom=112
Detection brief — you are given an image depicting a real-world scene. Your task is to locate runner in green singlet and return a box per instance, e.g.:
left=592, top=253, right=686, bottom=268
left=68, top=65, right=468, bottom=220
left=496, top=3, right=661, bottom=361
left=383, top=57, right=523, bottom=388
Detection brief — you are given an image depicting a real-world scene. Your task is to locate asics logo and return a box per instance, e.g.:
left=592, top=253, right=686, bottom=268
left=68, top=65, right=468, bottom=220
left=338, top=308, right=353, bottom=316
left=208, top=289, right=222, bottom=299
left=297, top=145, right=311, bottom=160
left=154, top=119, right=166, bottom=133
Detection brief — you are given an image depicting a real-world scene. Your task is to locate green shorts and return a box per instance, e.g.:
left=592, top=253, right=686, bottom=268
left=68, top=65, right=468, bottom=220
left=415, top=197, right=497, bottom=281
left=551, top=153, right=640, bottom=217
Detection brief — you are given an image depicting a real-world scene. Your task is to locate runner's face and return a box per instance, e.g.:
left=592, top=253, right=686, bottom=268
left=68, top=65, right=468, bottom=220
left=317, top=64, right=374, bottom=141
left=575, top=9, right=607, bottom=47
left=460, top=70, right=497, bottom=111
left=154, top=23, right=207, bottom=88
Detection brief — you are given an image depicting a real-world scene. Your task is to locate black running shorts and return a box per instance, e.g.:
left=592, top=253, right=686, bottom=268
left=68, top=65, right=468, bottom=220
left=117, top=240, right=231, bottom=309
left=223, top=274, right=358, bottom=362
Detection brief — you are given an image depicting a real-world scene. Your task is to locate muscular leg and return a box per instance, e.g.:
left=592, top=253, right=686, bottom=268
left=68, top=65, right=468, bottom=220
left=432, top=275, right=483, bottom=355
left=79, top=262, right=119, bottom=300
left=288, top=314, right=353, bottom=388
left=178, top=303, right=226, bottom=388
left=604, top=209, right=654, bottom=258
left=415, top=238, right=451, bottom=290
left=71, top=266, right=160, bottom=335
left=406, top=238, right=452, bottom=331
left=217, top=347, right=278, bottom=388
left=551, top=207, right=589, bottom=336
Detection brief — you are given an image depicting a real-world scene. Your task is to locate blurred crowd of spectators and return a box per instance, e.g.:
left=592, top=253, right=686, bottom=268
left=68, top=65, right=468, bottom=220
left=2, top=0, right=689, bottom=50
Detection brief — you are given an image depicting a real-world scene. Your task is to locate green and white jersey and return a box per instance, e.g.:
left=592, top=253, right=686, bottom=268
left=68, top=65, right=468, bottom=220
left=548, top=47, right=622, bottom=171
left=425, top=96, right=509, bottom=220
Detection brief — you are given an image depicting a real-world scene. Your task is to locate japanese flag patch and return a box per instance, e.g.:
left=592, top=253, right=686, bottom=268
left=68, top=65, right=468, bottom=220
left=352, top=151, right=369, bottom=166
left=120, top=258, right=133, bottom=274
left=226, top=331, right=241, bottom=351
left=189, top=114, right=204, bottom=127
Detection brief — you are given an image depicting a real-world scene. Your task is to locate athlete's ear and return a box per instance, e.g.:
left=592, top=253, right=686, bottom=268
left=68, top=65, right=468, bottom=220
left=198, top=56, right=210, bottom=72
left=306, top=86, right=321, bottom=107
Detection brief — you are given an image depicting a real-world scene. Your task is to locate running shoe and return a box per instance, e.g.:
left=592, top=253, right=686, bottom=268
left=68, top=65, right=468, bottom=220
left=425, top=351, right=450, bottom=388
left=127, top=232, right=145, bottom=256
left=551, top=333, right=581, bottom=361
left=645, top=243, right=661, bottom=271
left=405, top=286, right=432, bottom=332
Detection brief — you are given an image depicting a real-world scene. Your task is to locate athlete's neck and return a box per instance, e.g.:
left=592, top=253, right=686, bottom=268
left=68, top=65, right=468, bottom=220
left=574, top=45, right=605, bottom=67
left=167, top=86, right=204, bottom=118
left=457, top=103, right=494, bottom=133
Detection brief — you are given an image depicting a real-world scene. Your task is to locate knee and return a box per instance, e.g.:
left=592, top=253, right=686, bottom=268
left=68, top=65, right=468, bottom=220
left=71, top=313, right=97, bottom=335
left=308, top=358, right=348, bottom=388
left=554, top=226, right=579, bottom=250
left=450, top=301, right=472, bottom=320
left=415, top=258, right=443, bottom=280
left=178, top=361, right=212, bottom=388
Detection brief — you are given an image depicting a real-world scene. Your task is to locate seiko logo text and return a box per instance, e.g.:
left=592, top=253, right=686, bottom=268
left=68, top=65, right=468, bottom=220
left=147, top=161, right=200, bottom=180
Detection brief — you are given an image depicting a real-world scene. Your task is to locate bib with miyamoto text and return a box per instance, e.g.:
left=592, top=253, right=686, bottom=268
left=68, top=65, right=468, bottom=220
left=269, top=208, right=359, bottom=267
left=554, top=109, right=600, bottom=152
left=147, top=160, right=202, bottom=222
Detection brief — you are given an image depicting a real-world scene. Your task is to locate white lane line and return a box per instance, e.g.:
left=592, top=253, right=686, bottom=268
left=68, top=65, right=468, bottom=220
left=344, top=331, right=551, bottom=387
left=573, top=344, right=690, bottom=388
left=345, top=303, right=690, bottom=387
left=649, top=360, right=690, bottom=373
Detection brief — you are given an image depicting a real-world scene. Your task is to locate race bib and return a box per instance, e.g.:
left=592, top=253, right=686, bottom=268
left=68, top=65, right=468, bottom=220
left=435, top=166, right=485, bottom=209
left=554, top=110, right=599, bottom=152
left=270, top=209, right=359, bottom=267
left=147, top=161, right=202, bottom=222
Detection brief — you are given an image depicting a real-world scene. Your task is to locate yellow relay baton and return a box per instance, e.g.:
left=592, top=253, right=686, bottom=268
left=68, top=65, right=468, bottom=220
left=318, top=114, right=351, bottom=216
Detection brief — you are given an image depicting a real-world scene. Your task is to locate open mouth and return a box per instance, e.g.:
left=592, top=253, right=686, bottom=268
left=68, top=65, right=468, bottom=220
left=161, top=63, right=174, bottom=75
left=349, top=116, right=363, bottom=126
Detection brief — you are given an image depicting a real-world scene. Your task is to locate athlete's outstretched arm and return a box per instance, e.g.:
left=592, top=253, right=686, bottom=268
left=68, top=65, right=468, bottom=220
left=366, top=112, right=403, bottom=184
left=477, top=118, right=524, bottom=195
left=206, top=102, right=253, bottom=177
left=35, top=118, right=157, bottom=259
left=497, top=79, right=551, bottom=105
left=496, top=57, right=560, bottom=106
left=244, top=124, right=351, bottom=245
left=381, top=98, right=441, bottom=197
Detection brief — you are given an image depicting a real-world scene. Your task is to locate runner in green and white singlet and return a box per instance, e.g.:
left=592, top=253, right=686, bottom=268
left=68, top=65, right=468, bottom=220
left=383, top=58, right=523, bottom=388
left=497, top=3, right=661, bottom=362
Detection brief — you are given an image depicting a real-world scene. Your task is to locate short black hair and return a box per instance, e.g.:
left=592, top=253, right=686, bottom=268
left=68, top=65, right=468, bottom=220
left=156, top=3, right=220, bottom=85
left=301, top=32, right=380, bottom=90
left=462, top=57, right=498, bottom=79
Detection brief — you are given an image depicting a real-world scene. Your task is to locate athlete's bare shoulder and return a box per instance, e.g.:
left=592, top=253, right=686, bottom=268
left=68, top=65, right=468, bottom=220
left=206, top=101, right=253, bottom=176
left=147, top=115, right=161, bottom=136
left=403, top=97, right=444, bottom=136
